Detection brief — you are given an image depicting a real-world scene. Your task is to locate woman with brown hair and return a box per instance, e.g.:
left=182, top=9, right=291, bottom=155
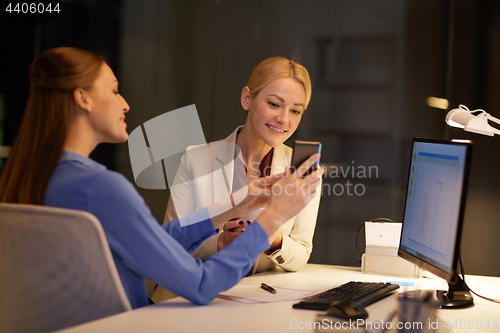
left=0, top=47, right=323, bottom=310
left=0, top=47, right=103, bottom=204
left=164, top=57, right=320, bottom=273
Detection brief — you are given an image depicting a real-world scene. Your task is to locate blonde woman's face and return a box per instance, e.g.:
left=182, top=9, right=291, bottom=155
left=243, top=77, right=305, bottom=147
left=87, top=64, right=130, bottom=144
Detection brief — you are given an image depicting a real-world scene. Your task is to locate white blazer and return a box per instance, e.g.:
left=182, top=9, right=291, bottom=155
left=164, top=126, right=321, bottom=272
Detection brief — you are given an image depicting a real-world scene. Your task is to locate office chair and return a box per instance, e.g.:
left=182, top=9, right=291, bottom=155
left=0, top=203, right=132, bottom=333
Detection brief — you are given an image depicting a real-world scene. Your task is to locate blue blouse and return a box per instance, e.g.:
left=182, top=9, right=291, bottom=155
left=44, top=150, right=270, bottom=309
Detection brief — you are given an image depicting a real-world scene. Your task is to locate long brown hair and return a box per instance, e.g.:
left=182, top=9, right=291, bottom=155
left=0, top=47, right=104, bottom=204
left=246, top=57, right=312, bottom=109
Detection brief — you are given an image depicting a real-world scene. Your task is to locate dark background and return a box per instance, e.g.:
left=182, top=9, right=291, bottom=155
left=1, top=0, right=499, bottom=278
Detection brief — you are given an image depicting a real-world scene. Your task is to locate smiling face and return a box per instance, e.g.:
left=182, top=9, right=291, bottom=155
left=242, top=77, right=306, bottom=147
left=87, top=63, right=130, bottom=144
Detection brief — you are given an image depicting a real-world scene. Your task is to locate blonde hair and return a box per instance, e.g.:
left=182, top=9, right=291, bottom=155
left=0, top=47, right=104, bottom=204
left=246, top=57, right=312, bottom=109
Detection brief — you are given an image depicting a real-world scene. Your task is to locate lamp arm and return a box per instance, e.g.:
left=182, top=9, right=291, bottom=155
left=486, top=113, right=500, bottom=126
left=483, top=114, right=500, bottom=135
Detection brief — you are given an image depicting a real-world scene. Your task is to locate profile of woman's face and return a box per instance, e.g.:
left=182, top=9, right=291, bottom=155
left=242, top=77, right=306, bottom=147
left=87, top=63, right=130, bottom=144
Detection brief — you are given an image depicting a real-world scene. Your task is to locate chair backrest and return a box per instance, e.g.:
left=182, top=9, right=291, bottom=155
left=0, top=203, right=132, bottom=333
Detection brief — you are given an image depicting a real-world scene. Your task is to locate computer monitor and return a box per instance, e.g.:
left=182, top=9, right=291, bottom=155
left=398, top=137, right=474, bottom=309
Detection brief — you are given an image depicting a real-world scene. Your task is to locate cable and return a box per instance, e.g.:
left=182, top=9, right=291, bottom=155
left=459, top=252, right=500, bottom=304
left=355, top=218, right=395, bottom=265
left=355, top=224, right=364, bottom=265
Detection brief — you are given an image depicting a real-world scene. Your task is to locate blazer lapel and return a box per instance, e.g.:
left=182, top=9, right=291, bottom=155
left=210, top=127, right=241, bottom=202
left=271, top=144, right=289, bottom=175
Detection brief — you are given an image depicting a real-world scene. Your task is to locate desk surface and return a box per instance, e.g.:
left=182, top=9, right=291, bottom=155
left=57, top=264, right=500, bottom=333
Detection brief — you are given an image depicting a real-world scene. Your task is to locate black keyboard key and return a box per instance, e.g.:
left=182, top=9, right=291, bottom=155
left=292, top=281, right=400, bottom=310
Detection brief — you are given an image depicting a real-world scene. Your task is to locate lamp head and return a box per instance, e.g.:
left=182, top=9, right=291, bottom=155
left=445, top=105, right=498, bottom=136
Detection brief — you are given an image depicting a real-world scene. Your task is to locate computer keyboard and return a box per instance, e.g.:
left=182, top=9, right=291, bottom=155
left=292, top=281, right=400, bottom=310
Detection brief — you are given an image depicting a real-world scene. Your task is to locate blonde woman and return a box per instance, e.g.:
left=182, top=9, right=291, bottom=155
left=164, top=57, right=320, bottom=274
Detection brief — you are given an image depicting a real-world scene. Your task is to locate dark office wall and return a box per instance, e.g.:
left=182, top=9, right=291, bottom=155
left=446, top=0, right=500, bottom=277
left=0, top=0, right=123, bottom=169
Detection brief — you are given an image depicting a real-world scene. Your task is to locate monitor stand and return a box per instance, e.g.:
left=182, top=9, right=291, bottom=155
left=399, top=273, right=474, bottom=309
left=435, top=273, right=474, bottom=309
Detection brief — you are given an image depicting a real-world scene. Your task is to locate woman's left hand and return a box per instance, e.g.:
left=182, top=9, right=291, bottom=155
left=217, top=218, right=253, bottom=252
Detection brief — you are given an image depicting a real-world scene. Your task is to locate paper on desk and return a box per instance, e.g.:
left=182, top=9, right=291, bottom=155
left=365, top=221, right=402, bottom=248
left=217, top=283, right=319, bottom=304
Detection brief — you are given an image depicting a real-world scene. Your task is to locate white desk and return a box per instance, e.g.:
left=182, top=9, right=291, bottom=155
left=57, top=264, right=500, bottom=332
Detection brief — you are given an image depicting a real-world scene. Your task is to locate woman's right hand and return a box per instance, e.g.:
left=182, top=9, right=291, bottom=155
left=255, top=153, right=323, bottom=237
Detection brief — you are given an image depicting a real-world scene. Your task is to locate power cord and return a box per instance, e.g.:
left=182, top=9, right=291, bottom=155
left=459, top=252, right=500, bottom=304
left=355, top=217, right=395, bottom=265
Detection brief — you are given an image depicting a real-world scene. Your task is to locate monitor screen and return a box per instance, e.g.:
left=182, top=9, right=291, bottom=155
left=398, top=138, right=472, bottom=282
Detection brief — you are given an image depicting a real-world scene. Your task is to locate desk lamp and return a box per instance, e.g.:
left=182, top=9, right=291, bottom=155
left=446, top=104, right=500, bottom=136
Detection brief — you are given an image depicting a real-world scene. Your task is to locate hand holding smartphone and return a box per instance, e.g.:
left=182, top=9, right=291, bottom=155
left=291, top=140, right=322, bottom=177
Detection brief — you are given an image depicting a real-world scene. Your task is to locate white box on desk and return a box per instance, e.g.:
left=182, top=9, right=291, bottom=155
left=361, top=222, right=422, bottom=278
left=361, top=249, right=422, bottom=278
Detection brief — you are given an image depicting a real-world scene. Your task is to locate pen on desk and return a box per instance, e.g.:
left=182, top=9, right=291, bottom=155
left=261, top=283, right=277, bottom=294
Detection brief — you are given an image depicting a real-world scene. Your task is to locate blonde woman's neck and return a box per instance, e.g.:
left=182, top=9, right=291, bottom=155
left=236, top=125, right=272, bottom=170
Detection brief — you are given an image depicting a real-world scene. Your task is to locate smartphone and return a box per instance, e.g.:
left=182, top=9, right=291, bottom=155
left=291, top=140, right=322, bottom=176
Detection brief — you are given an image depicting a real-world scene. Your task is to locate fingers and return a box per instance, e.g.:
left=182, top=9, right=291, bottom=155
left=301, top=165, right=324, bottom=185
left=275, top=166, right=322, bottom=204
left=263, top=172, right=286, bottom=185
left=247, top=178, right=273, bottom=198
left=218, top=221, right=246, bottom=251
left=250, top=173, right=285, bottom=189
left=302, top=177, right=321, bottom=199
left=290, top=161, right=323, bottom=195
left=296, top=153, right=321, bottom=178
left=248, top=179, right=272, bottom=195
left=225, top=219, right=253, bottom=232
left=226, top=229, right=244, bottom=238
left=224, top=219, right=244, bottom=231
